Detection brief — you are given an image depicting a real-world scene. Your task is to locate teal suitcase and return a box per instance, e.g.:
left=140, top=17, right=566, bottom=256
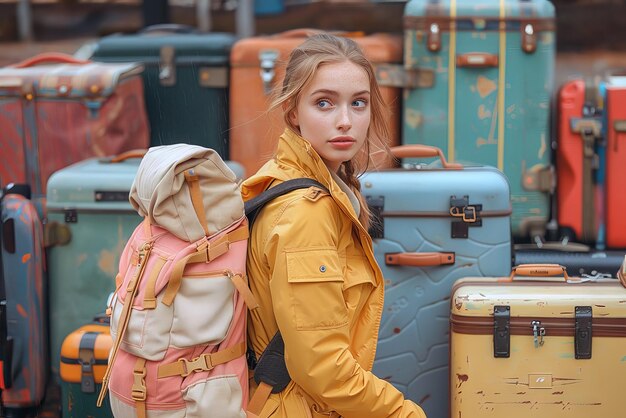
left=45, top=152, right=143, bottom=379
left=91, top=26, right=235, bottom=157
left=402, top=0, right=555, bottom=239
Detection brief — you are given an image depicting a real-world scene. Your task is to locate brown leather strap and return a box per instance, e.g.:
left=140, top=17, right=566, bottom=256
left=132, top=358, right=147, bottom=418
left=385, top=252, right=455, bottom=267
left=230, top=273, right=259, bottom=310
left=184, top=170, right=210, bottom=236
left=503, top=264, right=569, bottom=282
left=142, top=257, right=167, bottom=309
left=97, top=242, right=153, bottom=407
left=161, top=225, right=249, bottom=306
left=157, top=342, right=246, bottom=378
left=247, top=382, right=273, bottom=418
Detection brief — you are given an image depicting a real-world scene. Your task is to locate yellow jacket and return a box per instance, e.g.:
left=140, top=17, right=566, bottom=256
left=241, top=129, right=426, bottom=418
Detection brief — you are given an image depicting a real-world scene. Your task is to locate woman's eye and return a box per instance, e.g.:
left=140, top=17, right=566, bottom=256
left=353, top=99, right=367, bottom=108
left=317, top=100, right=331, bottom=108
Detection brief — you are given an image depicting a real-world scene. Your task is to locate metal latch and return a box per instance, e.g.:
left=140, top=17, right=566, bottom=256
left=522, top=164, right=554, bottom=192
left=78, top=332, right=98, bottom=393
left=521, top=22, right=537, bottom=53
left=449, top=196, right=482, bottom=239
left=428, top=22, right=441, bottom=52
left=575, top=306, right=592, bottom=359
left=570, top=118, right=602, bottom=159
left=493, top=305, right=510, bottom=358
left=259, top=49, right=279, bottom=95
left=159, top=45, right=176, bottom=86
left=531, top=320, right=545, bottom=348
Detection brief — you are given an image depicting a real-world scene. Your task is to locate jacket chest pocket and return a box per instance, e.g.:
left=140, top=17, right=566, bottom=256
left=286, top=248, right=348, bottom=330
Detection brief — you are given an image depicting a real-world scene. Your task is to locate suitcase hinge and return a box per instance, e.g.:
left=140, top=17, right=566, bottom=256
left=427, top=22, right=441, bottom=52
left=365, top=195, right=384, bottom=239
left=570, top=117, right=602, bottom=158
left=522, top=164, right=554, bottom=192
left=575, top=306, right=592, bottom=359
left=159, top=45, right=176, bottom=87
left=521, top=22, right=537, bottom=54
left=493, top=305, right=510, bottom=358
left=44, top=221, right=72, bottom=247
left=259, top=49, right=279, bottom=95
left=449, top=196, right=482, bottom=239
left=373, top=64, right=435, bottom=89
left=531, top=320, right=546, bottom=348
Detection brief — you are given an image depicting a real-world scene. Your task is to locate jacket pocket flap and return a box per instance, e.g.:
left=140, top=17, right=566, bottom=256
left=286, top=248, right=343, bottom=283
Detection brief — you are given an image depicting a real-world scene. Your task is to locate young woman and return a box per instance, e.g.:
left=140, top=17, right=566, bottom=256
left=241, top=34, right=426, bottom=418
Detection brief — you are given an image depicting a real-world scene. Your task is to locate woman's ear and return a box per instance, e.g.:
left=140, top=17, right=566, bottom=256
left=288, top=109, right=299, bottom=129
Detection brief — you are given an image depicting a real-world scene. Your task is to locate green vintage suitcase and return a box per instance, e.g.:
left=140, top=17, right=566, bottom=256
left=46, top=151, right=143, bottom=379
left=402, top=0, right=555, bottom=240
left=91, top=25, right=235, bottom=158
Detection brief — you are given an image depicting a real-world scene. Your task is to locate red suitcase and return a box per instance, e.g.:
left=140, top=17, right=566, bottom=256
left=605, top=78, right=626, bottom=248
left=556, top=79, right=602, bottom=244
left=0, top=53, right=149, bottom=199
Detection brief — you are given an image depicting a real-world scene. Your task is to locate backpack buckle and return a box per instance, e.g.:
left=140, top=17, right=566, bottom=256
left=179, top=354, right=213, bottom=377
left=131, top=365, right=147, bottom=401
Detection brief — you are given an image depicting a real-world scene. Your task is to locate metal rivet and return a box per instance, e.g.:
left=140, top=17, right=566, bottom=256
left=319, top=265, right=327, bottom=273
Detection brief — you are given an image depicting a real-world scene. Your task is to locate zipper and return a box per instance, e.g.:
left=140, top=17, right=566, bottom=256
left=451, top=314, right=626, bottom=337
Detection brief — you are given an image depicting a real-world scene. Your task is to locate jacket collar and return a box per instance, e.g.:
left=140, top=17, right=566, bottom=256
left=241, top=128, right=359, bottom=220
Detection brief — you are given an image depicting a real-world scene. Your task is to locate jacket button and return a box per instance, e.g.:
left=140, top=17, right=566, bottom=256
left=319, top=265, right=327, bottom=273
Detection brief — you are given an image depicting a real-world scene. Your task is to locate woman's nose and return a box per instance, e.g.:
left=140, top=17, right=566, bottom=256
left=336, top=106, right=352, bottom=131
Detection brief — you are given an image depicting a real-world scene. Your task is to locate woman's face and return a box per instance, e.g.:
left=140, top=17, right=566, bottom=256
left=289, top=60, right=371, bottom=172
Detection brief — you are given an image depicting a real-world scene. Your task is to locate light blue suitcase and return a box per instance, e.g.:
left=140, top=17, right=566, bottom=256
left=360, top=145, right=512, bottom=418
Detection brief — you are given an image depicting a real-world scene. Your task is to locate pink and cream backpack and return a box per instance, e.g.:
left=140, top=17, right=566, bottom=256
left=97, top=144, right=258, bottom=417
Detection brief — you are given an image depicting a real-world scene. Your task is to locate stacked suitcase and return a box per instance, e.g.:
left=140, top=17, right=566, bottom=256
left=401, top=0, right=555, bottom=241
left=360, top=145, right=512, bottom=417
left=0, top=53, right=149, bottom=202
left=91, top=26, right=236, bottom=157
left=450, top=264, right=626, bottom=417
left=46, top=153, right=144, bottom=379
left=0, top=185, right=48, bottom=416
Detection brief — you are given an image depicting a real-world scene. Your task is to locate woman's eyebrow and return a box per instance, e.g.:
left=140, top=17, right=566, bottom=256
left=310, top=89, right=338, bottom=96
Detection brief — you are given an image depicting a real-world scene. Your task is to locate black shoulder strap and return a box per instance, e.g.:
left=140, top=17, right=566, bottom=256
left=0, top=188, right=13, bottom=391
left=244, top=178, right=328, bottom=394
left=244, top=178, right=328, bottom=227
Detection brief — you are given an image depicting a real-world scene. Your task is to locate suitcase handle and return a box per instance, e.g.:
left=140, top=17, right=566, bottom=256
left=10, top=52, right=90, bottom=68
left=504, top=264, right=570, bottom=282
left=139, top=24, right=198, bottom=35
left=390, top=145, right=463, bottom=169
left=108, top=149, right=147, bottom=163
left=385, top=252, right=455, bottom=267
left=456, top=53, right=499, bottom=68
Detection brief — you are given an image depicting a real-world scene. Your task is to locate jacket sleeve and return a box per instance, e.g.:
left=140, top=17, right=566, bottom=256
left=263, top=195, right=426, bottom=418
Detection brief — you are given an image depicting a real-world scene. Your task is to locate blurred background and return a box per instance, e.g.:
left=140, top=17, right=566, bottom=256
left=1, top=0, right=626, bottom=87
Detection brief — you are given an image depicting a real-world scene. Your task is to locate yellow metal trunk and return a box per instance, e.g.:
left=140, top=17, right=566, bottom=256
left=450, top=275, right=626, bottom=417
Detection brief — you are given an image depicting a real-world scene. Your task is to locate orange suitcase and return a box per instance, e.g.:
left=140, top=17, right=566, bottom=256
left=229, top=29, right=402, bottom=177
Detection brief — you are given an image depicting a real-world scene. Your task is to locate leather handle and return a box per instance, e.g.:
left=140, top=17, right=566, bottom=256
left=385, top=252, right=455, bottom=267
left=456, top=53, right=499, bottom=68
left=390, top=145, right=463, bottom=169
left=503, top=264, right=570, bottom=282
left=108, top=149, right=147, bottom=163
left=10, top=52, right=90, bottom=68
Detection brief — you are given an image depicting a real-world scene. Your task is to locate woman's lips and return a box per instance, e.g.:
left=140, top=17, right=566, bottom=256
left=329, top=137, right=356, bottom=149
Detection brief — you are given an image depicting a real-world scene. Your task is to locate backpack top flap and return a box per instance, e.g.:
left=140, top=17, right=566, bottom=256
left=130, top=144, right=244, bottom=242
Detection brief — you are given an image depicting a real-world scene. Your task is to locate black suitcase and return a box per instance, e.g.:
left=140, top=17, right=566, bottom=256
left=514, top=249, right=626, bottom=277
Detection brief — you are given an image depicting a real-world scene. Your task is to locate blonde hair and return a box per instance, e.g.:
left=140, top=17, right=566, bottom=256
left=269, top=33, right=392, bottom=230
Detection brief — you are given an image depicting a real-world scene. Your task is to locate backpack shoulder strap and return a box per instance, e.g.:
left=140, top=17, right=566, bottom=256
left=245, top=178, right=329, bottom=418
left=244, top=178, right=328, bottom=227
